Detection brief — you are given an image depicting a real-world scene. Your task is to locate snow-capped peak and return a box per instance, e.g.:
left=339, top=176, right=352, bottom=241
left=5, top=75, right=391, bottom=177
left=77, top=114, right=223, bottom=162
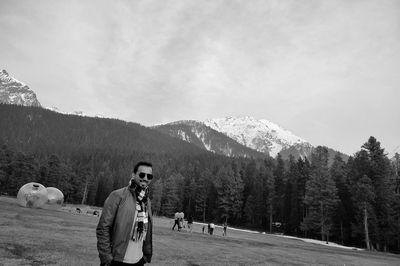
left=204, top=116, right=308, bottom=157
left=0, top=70, right=30, bottom=90
left=0, top=69, right=40, bottom=107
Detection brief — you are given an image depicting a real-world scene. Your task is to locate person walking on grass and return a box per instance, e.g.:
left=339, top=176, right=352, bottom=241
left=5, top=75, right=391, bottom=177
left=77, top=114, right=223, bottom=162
left=187, top=215, right=194, bottom=233
left=222, top=221, right=228, bottom=236
left=209, top=223, right=215, bottom=235
left=172, top=211, right=179, bottom=231
left=96, top=161, right=153, bottom=266
left=178, top=211, right=184, bottom=231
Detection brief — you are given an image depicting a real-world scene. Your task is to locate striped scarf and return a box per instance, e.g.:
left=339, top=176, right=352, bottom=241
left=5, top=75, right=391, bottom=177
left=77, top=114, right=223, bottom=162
left=130, top=183, right=148, bottom=241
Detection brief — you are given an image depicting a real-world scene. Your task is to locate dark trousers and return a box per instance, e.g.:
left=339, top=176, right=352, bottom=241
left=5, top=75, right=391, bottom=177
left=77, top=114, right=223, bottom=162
left=172, top=219, right=179, bottom=230
left=110, top=258, right=145, bottom=266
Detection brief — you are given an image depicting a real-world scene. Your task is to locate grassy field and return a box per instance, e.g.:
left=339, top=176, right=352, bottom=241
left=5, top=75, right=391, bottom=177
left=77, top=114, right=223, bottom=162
left=1, top=197, right=399, bottom=266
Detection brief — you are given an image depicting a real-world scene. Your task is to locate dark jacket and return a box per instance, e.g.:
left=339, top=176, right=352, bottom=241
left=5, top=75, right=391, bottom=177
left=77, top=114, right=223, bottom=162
left=96, top=186, right=153, bottom=264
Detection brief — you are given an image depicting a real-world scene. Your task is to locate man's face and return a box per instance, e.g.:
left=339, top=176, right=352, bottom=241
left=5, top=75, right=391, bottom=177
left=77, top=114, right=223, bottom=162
left=132, top=165, right=153, bottom=189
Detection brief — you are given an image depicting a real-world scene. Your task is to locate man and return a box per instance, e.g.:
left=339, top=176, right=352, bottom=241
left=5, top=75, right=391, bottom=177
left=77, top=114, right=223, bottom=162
left=97, top=161, right=153, bottom=266
left=171, top=211, right=179, bottom=230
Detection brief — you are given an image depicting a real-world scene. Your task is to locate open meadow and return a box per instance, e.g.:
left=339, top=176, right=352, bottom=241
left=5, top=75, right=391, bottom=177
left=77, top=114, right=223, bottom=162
left=1, top=197, right=399, bottom=266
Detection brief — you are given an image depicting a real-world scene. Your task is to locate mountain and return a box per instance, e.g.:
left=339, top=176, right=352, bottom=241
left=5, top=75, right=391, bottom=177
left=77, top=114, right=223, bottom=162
left=0, top=104, right=208, bottom=158
left=204, top=116, right=312, bottom=158
left=156, top=116, right=348, bottom=162
left=0, top=70, right=41, bottom=107
left=153, top=120, right=267, bottom=158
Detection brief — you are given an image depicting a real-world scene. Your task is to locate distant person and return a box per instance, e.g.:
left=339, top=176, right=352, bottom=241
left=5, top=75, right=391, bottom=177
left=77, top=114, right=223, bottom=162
left=179, top=211, right=185, bottom=231
left=202, top=225, right=205, bottom=234
left=177, top=211, right=184, bottom=231
left=187, top=215, right=194, bottom=233
left=178, top=216, right=183, bottom=231
left=207, top=223, right=211, bottom=234
left=209, top=223, right=215, bottom=235
left=96, top=161, right=153, bottom=266
left=222, top=221, right=228, bottom=236
left=172, top=212, right=179, bottom=230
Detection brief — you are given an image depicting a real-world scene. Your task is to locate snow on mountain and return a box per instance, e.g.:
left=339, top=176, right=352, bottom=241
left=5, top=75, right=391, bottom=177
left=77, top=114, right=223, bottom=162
left=44, top=106, right=87, bottom=116
left=0, top=70, right=41, bottom=107
left=44, top=106, right=106, bottom=118
left=204, top=116, right=310, bottom=157
left=153, top=120, right=266, bottom=158
left=154, top=116, right=318, bottom=159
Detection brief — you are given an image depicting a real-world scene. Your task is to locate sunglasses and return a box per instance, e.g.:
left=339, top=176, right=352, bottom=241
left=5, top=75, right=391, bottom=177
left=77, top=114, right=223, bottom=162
left=138, top=172, right=153, bottom=180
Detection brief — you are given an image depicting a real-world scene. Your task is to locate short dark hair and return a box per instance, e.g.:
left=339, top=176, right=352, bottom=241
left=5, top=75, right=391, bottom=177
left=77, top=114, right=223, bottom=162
left=133, top=161, right=153, bottom=173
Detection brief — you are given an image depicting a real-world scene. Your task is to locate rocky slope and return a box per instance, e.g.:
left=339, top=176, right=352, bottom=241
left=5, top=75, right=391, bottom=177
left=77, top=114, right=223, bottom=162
left=0, top=70, right=41, bottom=107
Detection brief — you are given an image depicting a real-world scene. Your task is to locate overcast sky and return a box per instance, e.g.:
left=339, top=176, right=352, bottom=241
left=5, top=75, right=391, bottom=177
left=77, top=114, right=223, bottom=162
left=1, top=0, right=399, bottom=156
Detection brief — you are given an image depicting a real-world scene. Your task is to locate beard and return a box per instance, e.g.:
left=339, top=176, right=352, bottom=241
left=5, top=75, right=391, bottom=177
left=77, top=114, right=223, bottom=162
left=138, top=180, right=148, bottom=188
left=130, top=178, right=148, bottom=189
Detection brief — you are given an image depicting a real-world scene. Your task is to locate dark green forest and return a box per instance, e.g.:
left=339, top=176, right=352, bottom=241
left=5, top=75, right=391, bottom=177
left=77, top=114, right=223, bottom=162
left=1, top=104, right=399, bottom=252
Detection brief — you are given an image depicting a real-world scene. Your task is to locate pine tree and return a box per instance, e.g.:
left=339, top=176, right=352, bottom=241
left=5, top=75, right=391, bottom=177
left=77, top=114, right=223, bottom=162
left=150, top=179, right=163, bottom=216
left=301, top=146, right=338, bottom=242
left=231, top=161, right=245, bottom=224
left=254, top=167, right=267, bottom=227
left=183, top=176, right=197, bottom=217
left=79, top=166, right=94, bottom=205
left=215, top=163, right=244, bottom=224
left=264, top=159, right=275, bottom=233
left=8, top=152, right=39, bottom=194
left=393, top=153, right=400, bottom=178
left=0, top=144, right=14, bottom=194
left=297, top=157, right=311, bottom=236
left=391, top=153, right=400, bottom=250
left=162, top=173, right=184, bottom=217
left=94, top=161, right=113, bottom=206
left=244, top=193, right=257, bottom=226
left=330, top=153, right=352, bottom=244
left=46, top=154, right=62, bottom=187
left=273, top=154, right=286, bottom=225
left=352, top=174, right=375, bottom=250
left=195, top=168, right=211, bottom=222
left=361, top=136, right=395, bottom=251
left=215, top=166, right=233, bottom=222
left=284, top=156, right=301, bottom=235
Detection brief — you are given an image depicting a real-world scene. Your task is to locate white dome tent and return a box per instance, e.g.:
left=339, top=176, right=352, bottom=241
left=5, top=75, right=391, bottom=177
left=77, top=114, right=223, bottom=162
left=17, top=182, right=48, bottom=208
left=44, top=187, right=64, bottom=209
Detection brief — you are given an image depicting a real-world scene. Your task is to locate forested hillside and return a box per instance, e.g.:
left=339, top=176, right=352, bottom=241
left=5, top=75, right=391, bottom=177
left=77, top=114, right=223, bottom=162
left=1, top=104, right=399, bottom=253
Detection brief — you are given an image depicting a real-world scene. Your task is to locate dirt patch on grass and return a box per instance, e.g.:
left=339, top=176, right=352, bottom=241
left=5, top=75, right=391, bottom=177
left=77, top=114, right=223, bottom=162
left=1, top=242, right=28, bottom=257
left=186, top=261, right=201, bottom=266
left=0, top=242, right=56, bottom=265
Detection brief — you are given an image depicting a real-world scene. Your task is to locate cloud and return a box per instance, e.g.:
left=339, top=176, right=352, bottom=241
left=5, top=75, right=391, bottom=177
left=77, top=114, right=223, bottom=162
left=0, top=0, right=399, bottom=155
